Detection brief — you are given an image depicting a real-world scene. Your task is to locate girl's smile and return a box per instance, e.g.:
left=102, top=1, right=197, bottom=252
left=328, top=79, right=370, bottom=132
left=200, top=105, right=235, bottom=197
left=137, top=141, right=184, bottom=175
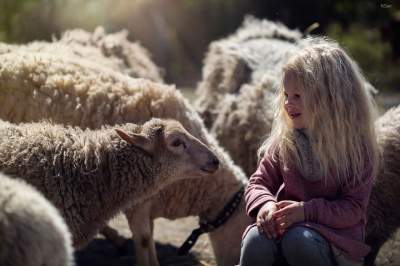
left=283, top=73, right=307, bottom=129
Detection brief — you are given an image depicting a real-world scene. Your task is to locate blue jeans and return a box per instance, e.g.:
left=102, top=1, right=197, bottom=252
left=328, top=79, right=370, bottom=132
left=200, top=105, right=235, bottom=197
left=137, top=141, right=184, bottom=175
left=240, top=225, right=335, bottom=266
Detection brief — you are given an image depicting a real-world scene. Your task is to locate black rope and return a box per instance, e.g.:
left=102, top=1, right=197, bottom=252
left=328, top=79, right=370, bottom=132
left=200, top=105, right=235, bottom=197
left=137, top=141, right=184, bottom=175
left=178, top=186, right=245, bottom=255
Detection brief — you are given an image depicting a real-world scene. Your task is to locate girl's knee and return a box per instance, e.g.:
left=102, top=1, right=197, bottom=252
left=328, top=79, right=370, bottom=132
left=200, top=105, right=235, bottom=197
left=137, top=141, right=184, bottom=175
left=240, top=226, right=277, bottom=266
left=282, top=226, right=328, bottom=249
left=242, top=226, right=276, bottom=251
left=281, top=226, right=333, bottom=265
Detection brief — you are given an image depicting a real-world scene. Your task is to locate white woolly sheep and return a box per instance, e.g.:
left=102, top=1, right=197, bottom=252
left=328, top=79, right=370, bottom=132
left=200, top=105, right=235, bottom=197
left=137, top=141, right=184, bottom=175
left=0, top=118, right=219, bottom=249
left=0, top=42, right=127, bottom=76
left=0, top=51, right=250, bottom=266
left=58, top=27, right=164, bottom=82
left=0, top=27, right=163, bottom=82
left=0, top=172, right=74, bottom=266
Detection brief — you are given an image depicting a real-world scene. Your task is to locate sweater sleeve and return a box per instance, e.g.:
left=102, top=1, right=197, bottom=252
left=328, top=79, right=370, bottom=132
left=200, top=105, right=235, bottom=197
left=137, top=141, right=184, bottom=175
left=303, top=164, right=373, bottom=228
left=245, top=152, right=283, bottom=218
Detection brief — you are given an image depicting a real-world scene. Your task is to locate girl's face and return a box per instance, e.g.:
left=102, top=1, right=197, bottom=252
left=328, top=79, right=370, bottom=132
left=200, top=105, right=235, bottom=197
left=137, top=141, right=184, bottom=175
left=283, top=73, right=308, bottom=129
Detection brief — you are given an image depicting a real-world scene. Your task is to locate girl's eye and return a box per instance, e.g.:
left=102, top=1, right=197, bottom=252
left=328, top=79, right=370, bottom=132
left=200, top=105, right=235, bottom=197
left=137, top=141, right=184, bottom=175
left=284, top=93, right=288, bottom=98
left=294, top=94, right=300, bottom=99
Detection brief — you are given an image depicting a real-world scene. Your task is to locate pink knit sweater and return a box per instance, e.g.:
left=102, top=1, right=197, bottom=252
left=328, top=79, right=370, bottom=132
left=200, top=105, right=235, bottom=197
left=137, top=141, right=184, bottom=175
left=245, top=152, right=373, bottom=261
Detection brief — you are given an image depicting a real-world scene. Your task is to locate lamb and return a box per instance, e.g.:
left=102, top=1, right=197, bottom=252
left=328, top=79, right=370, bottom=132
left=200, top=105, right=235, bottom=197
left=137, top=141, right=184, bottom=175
left=0, top=172, right=74, bottom=266
left=0, top=50, right=250, bottom=266
left=196, top=17, right=377, bottom=176
left=364, top=105, right=400, bottom=266
left=0, top=27, right=163, bottom=82
left=0, top=118, right=219, bottom=249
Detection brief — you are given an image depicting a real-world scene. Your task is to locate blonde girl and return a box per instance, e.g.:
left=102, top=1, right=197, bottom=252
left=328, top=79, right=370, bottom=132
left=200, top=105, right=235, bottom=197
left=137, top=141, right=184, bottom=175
left=240, top=38, right=379, bottom=266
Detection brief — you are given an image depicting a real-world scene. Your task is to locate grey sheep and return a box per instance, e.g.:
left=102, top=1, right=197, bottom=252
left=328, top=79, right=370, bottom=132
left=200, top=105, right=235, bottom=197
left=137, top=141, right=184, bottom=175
left=0, top=118, right=218, bottom=249
left=0, top=51, right=250, bottom=266
left=195, top=16, right=302, bottom=129
left=364, top=105, right=400, bottom=266
left=0, top=172, right=74, bottom=266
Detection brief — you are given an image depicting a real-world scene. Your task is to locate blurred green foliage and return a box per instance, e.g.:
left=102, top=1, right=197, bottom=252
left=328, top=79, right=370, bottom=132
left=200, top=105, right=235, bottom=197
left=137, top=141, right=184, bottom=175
left=0, top=0, right=399, bottom=91
left=327, top=23, right=399, bottom=91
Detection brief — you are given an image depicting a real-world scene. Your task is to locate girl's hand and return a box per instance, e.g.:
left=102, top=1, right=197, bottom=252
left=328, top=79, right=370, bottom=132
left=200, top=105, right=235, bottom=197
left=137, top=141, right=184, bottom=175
left=256, top=201, right=279, bottom=239
left=272, top=200, right=305, bottom=234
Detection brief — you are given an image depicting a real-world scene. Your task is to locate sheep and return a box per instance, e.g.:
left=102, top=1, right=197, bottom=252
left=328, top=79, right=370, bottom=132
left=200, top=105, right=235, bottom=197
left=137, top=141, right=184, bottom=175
left=0, top=172, right=74, bottom=266
left=210, top=79, right=275, bottom=175
left=0, top=118, right=219, bottom=249
left=0, top=42, right=127, bottom=76
left=0, top=50, right=250, bottom=266
left=195, top=16, right=302, bottom=129
left=196, top=16, right=377, bottom=176
left=364, top=105, right=400, bottom=266
left=58, top=27, right=164, bottom=82
left=0, top=27, right=163, bottom=82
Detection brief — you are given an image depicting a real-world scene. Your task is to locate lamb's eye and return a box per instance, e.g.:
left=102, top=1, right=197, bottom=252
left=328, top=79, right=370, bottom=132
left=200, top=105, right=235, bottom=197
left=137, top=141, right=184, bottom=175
left=171, top=139, right=183, bottom=147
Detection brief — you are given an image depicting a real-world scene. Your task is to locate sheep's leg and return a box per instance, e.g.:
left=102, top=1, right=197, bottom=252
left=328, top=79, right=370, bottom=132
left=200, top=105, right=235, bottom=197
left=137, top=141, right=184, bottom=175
left=125, top=202, right=159, bottom=266
left=364, top=240, right=385, bottom=266
left=208, top=200, right=252, bottom=266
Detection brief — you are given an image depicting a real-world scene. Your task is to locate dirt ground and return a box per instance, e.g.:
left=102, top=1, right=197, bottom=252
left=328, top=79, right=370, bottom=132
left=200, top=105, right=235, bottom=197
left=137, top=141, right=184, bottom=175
left=75, top=215, right=214, bottom=266
left=74, top=90, right=400, bottom=266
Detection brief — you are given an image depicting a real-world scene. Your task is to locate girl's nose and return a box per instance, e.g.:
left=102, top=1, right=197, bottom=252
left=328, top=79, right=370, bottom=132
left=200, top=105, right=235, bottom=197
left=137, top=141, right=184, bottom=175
left=285, top=98, right=294, bottom=107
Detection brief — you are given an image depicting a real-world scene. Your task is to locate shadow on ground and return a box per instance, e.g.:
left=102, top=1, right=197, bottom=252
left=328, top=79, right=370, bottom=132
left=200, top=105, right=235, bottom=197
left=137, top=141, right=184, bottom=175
left=75, top=238, right=200, bottom=266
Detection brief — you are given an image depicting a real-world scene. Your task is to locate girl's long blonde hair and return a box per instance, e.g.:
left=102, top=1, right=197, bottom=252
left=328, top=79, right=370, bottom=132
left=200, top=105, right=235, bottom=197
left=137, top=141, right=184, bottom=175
left=258, top=37, right=379, bottom=186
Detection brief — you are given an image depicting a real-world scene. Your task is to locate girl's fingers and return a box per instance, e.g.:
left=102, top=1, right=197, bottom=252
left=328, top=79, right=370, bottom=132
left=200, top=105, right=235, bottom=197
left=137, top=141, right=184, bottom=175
left=278, top=220, right=290, bottom=231
left=275, top=215, right=286, bottom=223
left=256, top=220, right=263, bottom=234
left=259, top=217, right=271, bottom=239
left=266, top=215, right=278, bottom=238
left=276, top=214, right=291, bottom=231
left=272, top=207, right=289, bottom=218
left=261, top=224, right=271, bottom=239
left=276, top=201, right=293, bottom=208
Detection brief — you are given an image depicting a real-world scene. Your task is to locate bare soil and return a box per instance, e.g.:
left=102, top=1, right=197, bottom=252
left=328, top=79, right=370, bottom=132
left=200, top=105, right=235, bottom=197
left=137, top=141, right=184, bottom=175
left=75, top=214, right=400, bottom=266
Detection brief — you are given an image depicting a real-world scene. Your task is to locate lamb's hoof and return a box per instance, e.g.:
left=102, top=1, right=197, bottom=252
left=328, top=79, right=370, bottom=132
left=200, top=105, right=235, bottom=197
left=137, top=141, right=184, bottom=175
left=117, top=239, right=134, bottom=256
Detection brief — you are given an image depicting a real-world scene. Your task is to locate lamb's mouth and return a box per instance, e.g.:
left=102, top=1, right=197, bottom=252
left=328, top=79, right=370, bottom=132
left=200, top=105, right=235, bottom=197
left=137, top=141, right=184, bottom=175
left=200, top=167, right=215, bottom=174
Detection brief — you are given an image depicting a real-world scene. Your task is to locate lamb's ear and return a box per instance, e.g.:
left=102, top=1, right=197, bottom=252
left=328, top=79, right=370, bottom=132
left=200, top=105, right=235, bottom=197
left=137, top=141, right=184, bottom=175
left=115, top=129, right=153, bottom=154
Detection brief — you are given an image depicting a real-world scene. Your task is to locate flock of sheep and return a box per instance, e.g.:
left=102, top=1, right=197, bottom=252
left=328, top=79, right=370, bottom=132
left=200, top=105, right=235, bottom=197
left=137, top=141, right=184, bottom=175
left=0, top=16, right=399, bottom=266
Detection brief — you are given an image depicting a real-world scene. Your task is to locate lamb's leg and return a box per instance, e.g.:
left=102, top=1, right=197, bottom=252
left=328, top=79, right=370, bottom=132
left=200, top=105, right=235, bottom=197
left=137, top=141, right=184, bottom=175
left=125, top=202, right=159, bottom=266
left=100, top=225, right=127, bottom=248
left=148, top=219, right=158, bottom=266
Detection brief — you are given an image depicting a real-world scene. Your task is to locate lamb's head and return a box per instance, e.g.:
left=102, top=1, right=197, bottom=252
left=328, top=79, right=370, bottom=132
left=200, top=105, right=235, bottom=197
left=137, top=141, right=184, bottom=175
left=115, top=118, right=219, bottom=181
